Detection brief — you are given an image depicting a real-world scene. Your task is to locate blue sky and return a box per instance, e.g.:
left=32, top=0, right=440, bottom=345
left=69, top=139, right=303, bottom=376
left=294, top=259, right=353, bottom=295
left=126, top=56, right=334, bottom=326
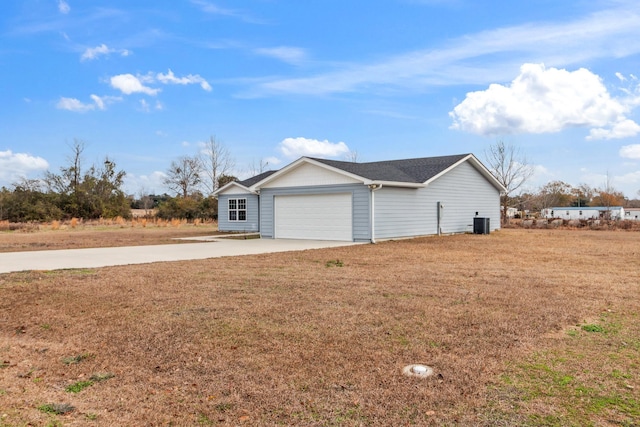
left=2, top=0, right=640, bottom=197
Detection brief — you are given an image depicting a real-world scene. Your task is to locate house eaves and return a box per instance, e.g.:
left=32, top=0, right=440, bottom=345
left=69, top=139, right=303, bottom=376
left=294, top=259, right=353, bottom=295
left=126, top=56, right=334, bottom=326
left=212, top=181, right=256, bottom=196
left=249, top=157, right=372, bottom=190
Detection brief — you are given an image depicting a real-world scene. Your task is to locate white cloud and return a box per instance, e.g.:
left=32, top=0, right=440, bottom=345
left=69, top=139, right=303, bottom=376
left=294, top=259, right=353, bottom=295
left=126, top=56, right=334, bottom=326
left=249, top=2, right=640, bottom=96
left=278, top=137, right=350, bottom=159
left=123, top=171, right=167, bottom=195
left=56, top=97, right=95, bottom=112
left=613, top=170, right=640, bottom=186
left=254, top=46, right=307, bottom=65
left=620, top=144, right=640, bottom=159
left=139, top=99, right=150, bottom=112
left=190, top=0, right=263, bottom=24
left=449, top=63, right=639, bottom=139
left=588, top=119, right=640, bottom=140
left=156, top=69, right=212, bottom=91
left=110, top=74, right=160, bottom=96
left=81, top=44, right=131, bottom=61
left=56, top=94, right=120, bottom=112
left=58, top=0, right=70, bottom=14
left=0, top=150, right=49, bottom=184
left=109, top=70, right=210, bottom=97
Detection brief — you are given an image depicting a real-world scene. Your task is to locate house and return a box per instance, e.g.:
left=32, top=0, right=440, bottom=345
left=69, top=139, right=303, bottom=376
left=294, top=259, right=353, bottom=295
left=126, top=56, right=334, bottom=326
left=541, top=206, right=625, bottom=220
left=214, top=154, right=505, bottom=242
left=624, top=209, right=640, bottom=221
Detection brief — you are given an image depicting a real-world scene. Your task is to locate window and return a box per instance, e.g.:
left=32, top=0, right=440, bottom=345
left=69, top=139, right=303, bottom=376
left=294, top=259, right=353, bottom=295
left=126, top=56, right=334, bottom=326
left=228, top=198, right=246, bottom=221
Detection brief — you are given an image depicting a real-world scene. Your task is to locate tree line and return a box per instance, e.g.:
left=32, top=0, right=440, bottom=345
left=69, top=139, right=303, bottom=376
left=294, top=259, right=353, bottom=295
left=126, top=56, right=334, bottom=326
left=0, top=138, right=237, bottom=223
left=2, top=139, right=638, bottom=223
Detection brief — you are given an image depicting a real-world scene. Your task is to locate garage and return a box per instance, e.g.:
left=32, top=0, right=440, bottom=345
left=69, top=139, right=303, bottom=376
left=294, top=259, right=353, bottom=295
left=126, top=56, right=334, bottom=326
left=274, top=193, right=353, bottom=241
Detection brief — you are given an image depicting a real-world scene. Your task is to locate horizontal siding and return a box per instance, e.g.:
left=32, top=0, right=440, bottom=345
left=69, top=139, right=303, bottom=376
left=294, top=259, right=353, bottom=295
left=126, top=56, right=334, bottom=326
left=217, top=194, right=260, bottom=232
left=262, top=162, right=360, bottom=188
left=374, top=161, right=500, bottom=239
left=427, top=161, right=500, bottom=234
left=260, top=184, right=370, bottom=241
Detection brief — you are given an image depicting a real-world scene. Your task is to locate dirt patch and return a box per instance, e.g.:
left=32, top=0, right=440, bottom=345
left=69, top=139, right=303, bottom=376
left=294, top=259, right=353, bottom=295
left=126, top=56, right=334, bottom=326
left=0, top=229, right=638, bottom=425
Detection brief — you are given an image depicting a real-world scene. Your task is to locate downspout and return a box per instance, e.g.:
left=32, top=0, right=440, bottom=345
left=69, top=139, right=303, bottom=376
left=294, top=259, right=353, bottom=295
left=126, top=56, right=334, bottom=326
left=369, top=184, right=382, bottom=243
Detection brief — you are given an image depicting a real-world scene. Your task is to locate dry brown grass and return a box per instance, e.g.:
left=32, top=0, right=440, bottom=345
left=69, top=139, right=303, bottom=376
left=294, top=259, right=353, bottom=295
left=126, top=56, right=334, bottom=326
left=0, top=229, right=638, bottom=426
left=0, top=222, right=221, bottom=253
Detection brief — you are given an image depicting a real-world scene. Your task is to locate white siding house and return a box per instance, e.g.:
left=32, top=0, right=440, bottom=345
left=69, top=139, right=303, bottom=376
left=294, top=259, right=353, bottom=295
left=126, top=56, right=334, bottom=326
left=624, top=209, right=640, bottom=221
left=215, top=154, right=505, bottom=242
left=541, top=206, right=625, bottom=220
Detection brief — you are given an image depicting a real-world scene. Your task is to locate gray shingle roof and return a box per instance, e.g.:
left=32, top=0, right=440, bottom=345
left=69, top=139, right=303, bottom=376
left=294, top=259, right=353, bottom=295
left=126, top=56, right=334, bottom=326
left=309, top=154, right=470, bottom=183
left=238, top=170, right=278, bottom=187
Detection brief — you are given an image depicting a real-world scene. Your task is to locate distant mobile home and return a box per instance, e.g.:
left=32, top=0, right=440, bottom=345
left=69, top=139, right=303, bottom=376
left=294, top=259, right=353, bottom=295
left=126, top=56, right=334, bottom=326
left=624, top=209, right=640, bottom=221
left=541, top=206, right=625, bottom=220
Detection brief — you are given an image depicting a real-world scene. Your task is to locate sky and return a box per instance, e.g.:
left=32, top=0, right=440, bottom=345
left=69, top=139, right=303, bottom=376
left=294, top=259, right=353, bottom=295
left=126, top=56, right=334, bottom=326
left=2, top=0, right=640, bottom=198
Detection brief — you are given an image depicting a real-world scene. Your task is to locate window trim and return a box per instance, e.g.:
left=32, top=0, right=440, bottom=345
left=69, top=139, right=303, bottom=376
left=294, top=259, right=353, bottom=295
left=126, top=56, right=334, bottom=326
left=228, top=198, right=247, bottom=222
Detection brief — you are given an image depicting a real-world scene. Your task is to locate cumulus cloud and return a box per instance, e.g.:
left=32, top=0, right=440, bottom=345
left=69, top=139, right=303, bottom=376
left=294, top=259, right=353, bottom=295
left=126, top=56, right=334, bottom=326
left=619, top=144, right=640, bottom=159
left=58, top=0, right=70, bottom=14
left=156, top=69, right=212, bottom=91
left=278, top=137, right=350, bottom=159
left=0, top=150, right=49, bottom=184
left=81, top=44, right=131, bottom=61
left=254, top=46, right=307, bottom=65
left=56, top=94, right=120, bottom=112
left=588, top=119, right=640, bottom=140
left=449, top=63, right=640, bottom=139
left=110, top=74, right=160, bottom=96
left=109, top=70, right=211, bottom=96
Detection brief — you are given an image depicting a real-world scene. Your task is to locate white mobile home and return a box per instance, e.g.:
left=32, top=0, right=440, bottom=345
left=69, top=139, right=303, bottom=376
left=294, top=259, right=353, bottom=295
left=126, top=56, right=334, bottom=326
left=624, top=209, right=640, bottom=221
left=541, top=206, right=625, bottom=220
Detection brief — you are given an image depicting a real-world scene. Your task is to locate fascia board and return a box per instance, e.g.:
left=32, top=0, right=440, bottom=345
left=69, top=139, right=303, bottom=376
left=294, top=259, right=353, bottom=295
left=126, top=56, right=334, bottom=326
left=371, top=180, right=425, bottom=188
left=213, top=181, right=254, bottom=196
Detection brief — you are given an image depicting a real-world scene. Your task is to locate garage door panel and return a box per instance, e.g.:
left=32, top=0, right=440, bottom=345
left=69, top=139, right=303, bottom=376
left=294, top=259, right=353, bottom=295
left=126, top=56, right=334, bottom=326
left=275, top=193, right=352, bottom=241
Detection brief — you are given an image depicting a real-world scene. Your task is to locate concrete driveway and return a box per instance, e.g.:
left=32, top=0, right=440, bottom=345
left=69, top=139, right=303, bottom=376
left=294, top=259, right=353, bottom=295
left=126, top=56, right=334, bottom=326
left=0, top=237, right=363, bottom=274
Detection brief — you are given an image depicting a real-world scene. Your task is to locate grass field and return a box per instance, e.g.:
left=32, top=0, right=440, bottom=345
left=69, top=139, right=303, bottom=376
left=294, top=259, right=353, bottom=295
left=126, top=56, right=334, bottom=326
left=0, top=228, right=638, bottom=426
left=0, top=220, right=222, bottom=253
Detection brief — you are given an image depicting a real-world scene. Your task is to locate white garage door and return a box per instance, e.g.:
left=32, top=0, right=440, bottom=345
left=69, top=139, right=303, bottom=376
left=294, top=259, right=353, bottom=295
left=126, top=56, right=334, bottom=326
left=274, top=193, right=353, bottom=241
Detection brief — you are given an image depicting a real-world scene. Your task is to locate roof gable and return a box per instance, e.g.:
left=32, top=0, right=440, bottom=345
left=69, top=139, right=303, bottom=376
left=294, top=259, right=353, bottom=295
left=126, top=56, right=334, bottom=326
left=260, top=161, right=362, bottom=189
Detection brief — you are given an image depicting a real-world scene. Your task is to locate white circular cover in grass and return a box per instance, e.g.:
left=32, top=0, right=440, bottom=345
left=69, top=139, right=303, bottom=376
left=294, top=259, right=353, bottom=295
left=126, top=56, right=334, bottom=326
left=402, top=364, right=434, bottom=378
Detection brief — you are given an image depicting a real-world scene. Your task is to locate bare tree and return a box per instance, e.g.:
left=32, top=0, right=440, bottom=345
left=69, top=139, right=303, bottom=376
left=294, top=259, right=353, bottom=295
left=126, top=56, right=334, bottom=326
left=163, top=156, right=202, bottom=198
left=345, top=150, right=359, bottom=163
left=137, top=186, right=154, bottom=215
left=484, top=140, right=534, bottom=224
left=247, top=158, right=270, bottom=177
left=44, top=139, right=86, bottom=195
left=200, top=136, right=235, bottom=195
